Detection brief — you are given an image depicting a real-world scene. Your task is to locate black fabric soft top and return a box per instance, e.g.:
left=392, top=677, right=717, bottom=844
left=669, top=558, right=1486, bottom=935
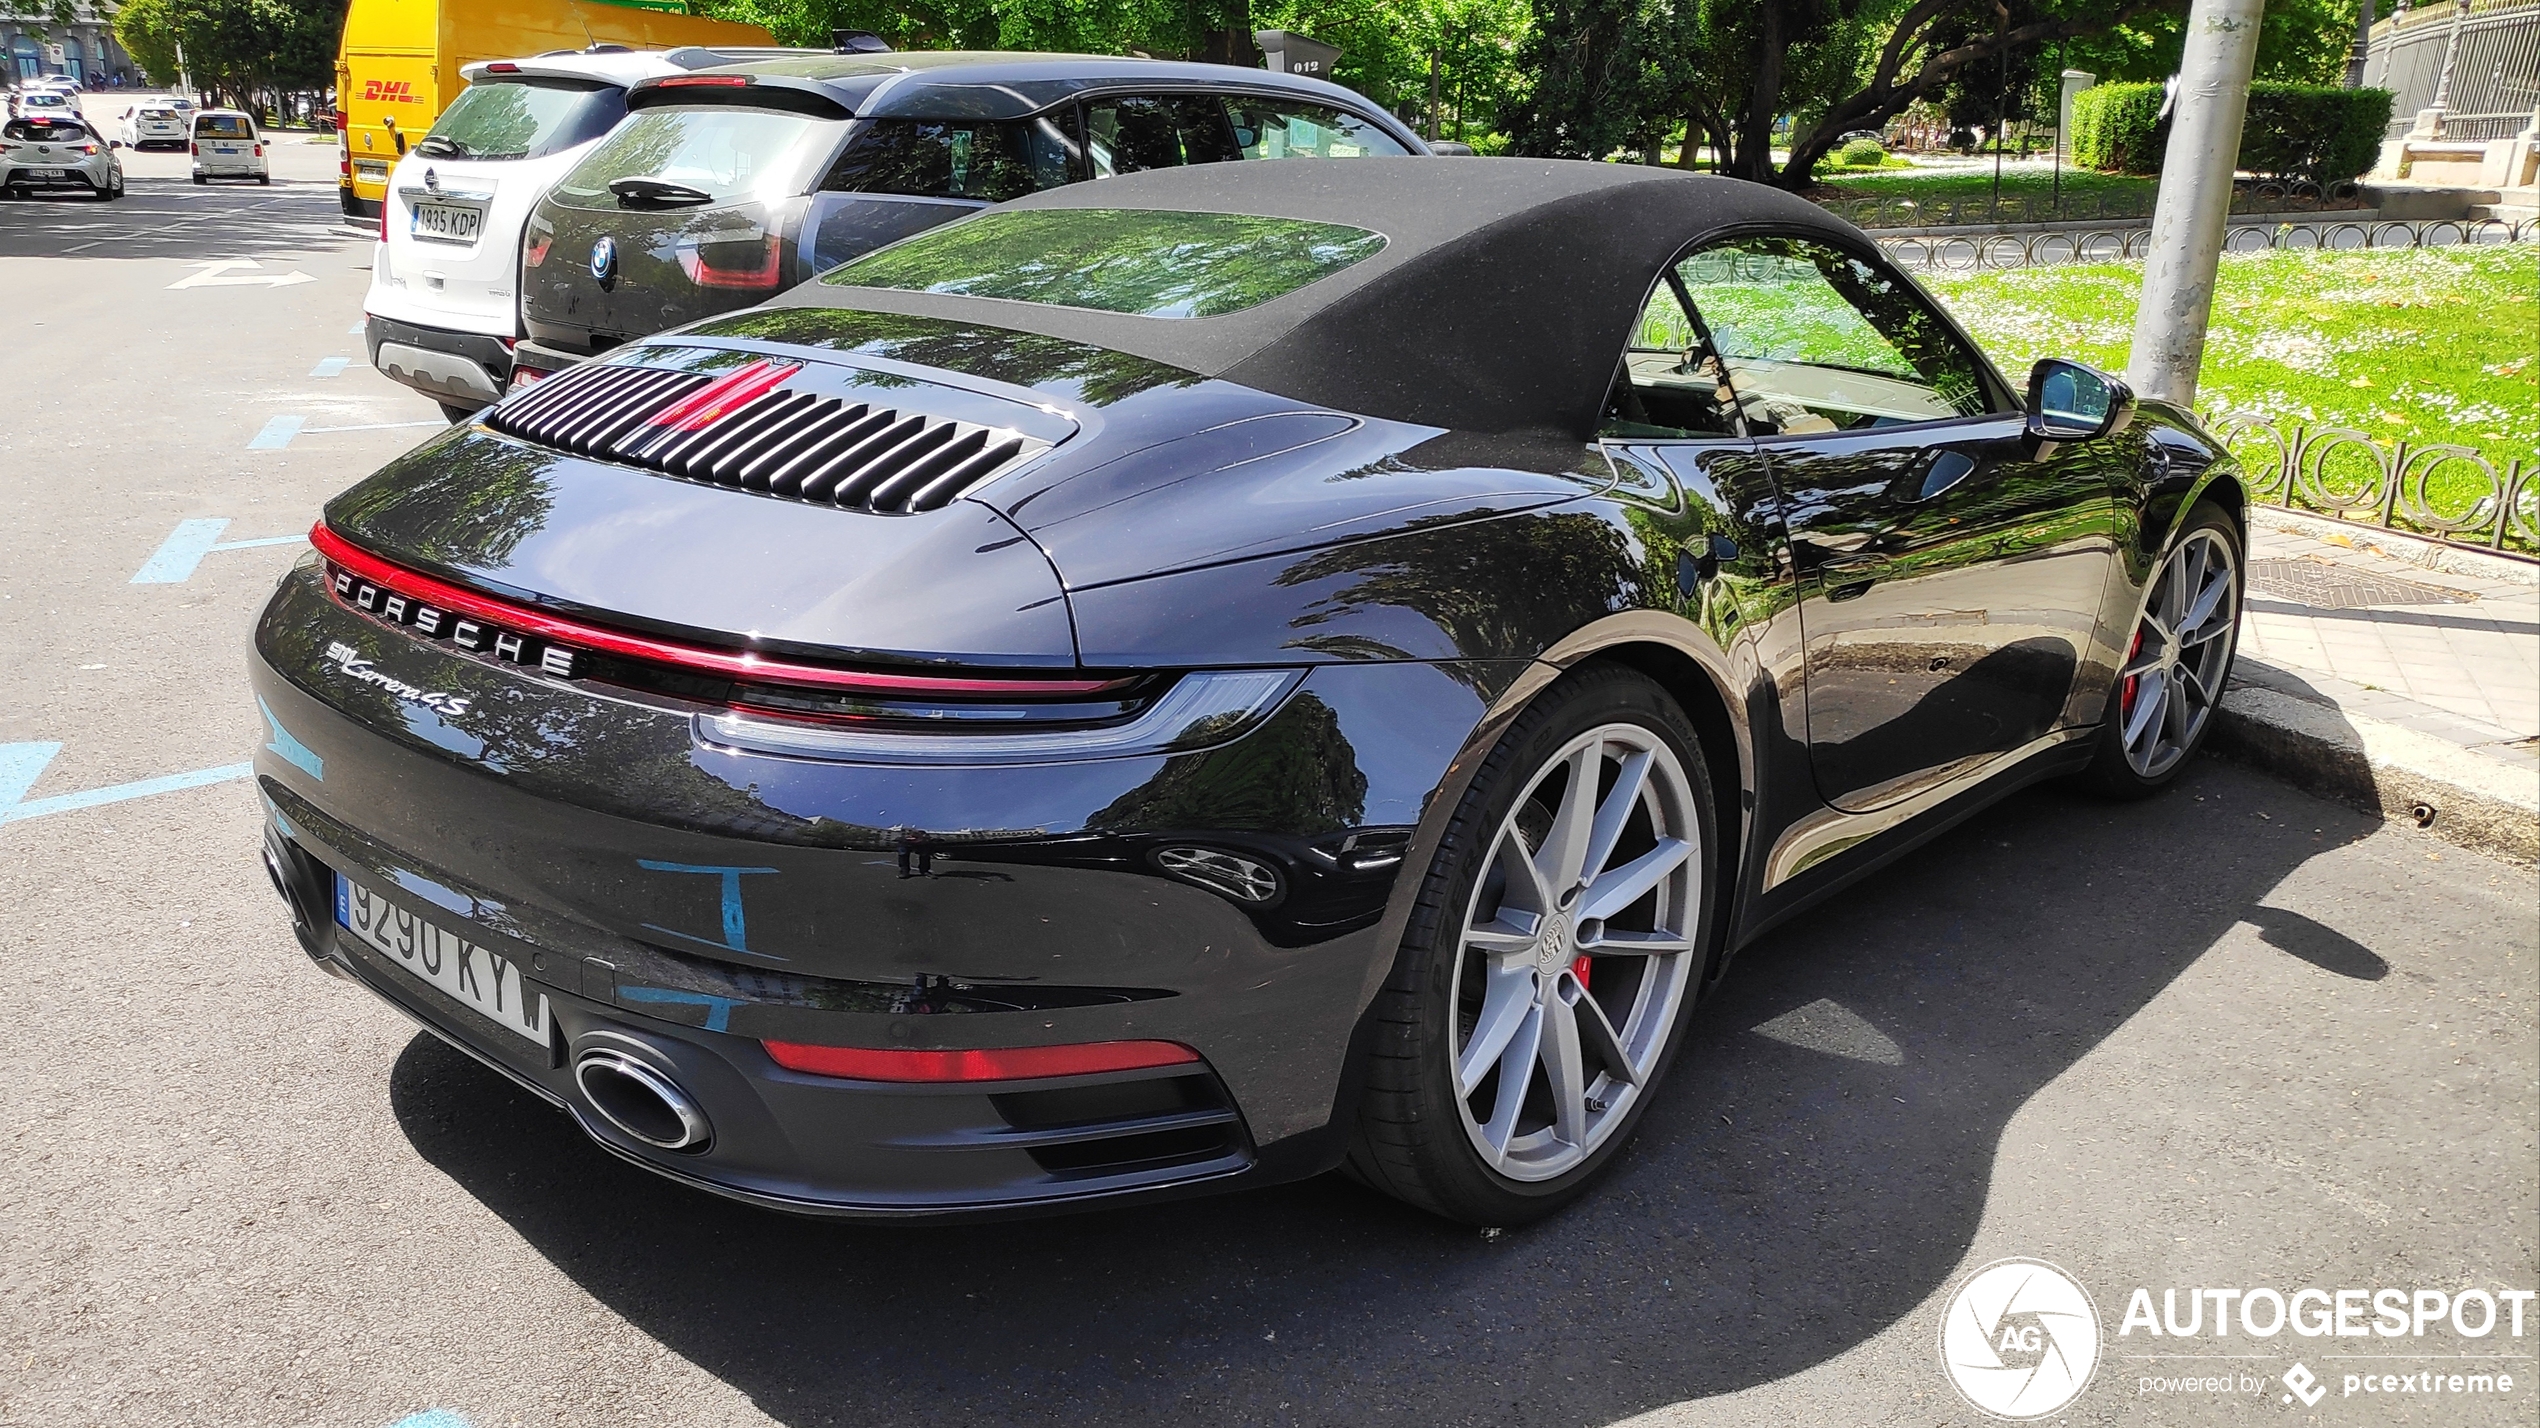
left=776, top=157, right=1869, bottom=437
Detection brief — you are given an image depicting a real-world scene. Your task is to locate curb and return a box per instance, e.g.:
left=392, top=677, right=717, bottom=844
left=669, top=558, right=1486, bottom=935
left=2248, top=508, right=2539, bottom=587
left=2212, top=680, right=2540, bottom=865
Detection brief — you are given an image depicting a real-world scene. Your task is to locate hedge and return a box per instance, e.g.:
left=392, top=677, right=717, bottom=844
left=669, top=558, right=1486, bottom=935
left=2071, top=81, right=2166, bottom=175
left=2240, top=82, right=2394, bottom=186
left=2071, top=81, right=2395, bottom=185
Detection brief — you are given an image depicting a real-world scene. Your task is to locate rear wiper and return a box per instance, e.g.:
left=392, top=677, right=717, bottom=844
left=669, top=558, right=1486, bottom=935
left=610, top=175, right=714, bottom=209
left=414, top=135, right=468, bottom=159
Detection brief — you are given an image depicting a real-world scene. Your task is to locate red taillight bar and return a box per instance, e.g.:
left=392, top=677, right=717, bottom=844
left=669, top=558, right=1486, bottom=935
left=762, top=1039, right=1199, bottom=1083
left=309, top=523, right=1136, bottom=698
left=657, top=75, right=751, bottom=87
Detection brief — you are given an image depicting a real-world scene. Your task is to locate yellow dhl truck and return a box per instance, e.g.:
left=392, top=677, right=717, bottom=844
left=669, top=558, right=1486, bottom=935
left=336, top=0, right=773, bottom=221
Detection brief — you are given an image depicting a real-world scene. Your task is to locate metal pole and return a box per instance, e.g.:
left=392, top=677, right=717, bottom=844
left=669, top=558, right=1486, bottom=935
left=2125, top=0, right=2267, bottom=409
left=1990, top=11, right=2007, bottom=217
left=2345, top=0, right=2377, bottom=88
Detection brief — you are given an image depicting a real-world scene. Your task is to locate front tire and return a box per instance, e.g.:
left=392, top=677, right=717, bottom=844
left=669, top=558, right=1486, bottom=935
left=2079, top=501, right=2243, bottom=798
left=1346, top=665, right=1719, bottom=1224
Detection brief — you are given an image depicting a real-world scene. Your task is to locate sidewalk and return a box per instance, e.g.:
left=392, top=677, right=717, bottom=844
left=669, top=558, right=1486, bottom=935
left=2214, top=511, right=2539, bottom=862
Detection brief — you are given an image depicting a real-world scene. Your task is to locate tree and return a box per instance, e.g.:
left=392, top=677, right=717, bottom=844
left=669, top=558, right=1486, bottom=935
left=114, top=0, right=338, bottom=102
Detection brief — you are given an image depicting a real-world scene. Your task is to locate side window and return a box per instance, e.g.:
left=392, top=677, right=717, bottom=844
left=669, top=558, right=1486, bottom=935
left=1083, top=95, right=1241, bottom=177
left=1601, top=273, right=1742, bottom=440
left=1221, top=98, right=1410, bottom=159
left=823, top=114, right=1080, bottom=201
left=1675, top=235, right=1997, bottom=434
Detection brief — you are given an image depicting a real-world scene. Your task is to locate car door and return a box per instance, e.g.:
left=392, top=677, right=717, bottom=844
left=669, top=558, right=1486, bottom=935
left=1672, top=233, right=2121, bottom=813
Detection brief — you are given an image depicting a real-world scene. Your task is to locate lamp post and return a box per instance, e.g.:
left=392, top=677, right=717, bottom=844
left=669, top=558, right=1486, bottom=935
left=2124, top=0, right=2266, bottom=409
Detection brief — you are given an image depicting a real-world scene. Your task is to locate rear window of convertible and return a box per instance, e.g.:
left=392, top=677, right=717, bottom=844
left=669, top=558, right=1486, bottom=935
left=820, top=208, right=1386, bottom=319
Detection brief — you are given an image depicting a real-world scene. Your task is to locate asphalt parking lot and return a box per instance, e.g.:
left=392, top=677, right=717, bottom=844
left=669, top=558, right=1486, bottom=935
left=0, top=121, right=2534, bottom=1428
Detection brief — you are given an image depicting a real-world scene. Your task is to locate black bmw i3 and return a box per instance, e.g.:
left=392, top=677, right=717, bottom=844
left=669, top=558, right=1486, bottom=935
left=252, top=159, right=2246, bottom=1225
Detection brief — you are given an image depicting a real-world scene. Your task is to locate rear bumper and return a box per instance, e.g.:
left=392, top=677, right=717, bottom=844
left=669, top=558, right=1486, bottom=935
left=2, top=164, right=104, bottom=190
left=247, top=558, right=1502, bottom=1216
left=364, top=312, right=511, bottom=406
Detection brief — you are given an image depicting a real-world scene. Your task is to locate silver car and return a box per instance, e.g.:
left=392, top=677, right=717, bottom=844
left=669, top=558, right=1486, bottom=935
left=1, top=115, right=126, bottom=200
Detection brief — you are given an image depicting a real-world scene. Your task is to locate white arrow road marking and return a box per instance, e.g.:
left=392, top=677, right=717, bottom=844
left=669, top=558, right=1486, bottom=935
left=167, top=258, right=317, bottom=290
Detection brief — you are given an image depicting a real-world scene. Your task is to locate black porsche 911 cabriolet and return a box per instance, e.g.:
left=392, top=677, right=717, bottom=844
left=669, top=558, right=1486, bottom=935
left=251, top=159, right=2245, bottom=1225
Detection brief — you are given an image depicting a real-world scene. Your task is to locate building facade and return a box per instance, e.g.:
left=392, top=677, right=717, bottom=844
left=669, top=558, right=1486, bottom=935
left=6, top=3, right=137, bottom=87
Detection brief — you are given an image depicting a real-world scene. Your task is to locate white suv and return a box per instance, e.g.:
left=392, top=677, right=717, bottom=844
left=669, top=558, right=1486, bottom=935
left=363, top=45, right=803, bottom=419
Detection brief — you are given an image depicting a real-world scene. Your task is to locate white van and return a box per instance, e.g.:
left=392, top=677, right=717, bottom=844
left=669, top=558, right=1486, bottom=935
left=363, top=45, right=800, bottom=419
left=190, top=110, right=269, bottom=183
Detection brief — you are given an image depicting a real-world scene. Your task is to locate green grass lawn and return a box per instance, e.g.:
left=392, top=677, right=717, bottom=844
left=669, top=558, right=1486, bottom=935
left=1923, top=244, right=2540, bottom=530
left=1822, top=163, right=2160, bottom=209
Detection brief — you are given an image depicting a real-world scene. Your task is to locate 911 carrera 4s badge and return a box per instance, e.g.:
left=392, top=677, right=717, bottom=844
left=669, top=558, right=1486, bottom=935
left=321, top=641, right=473, bottom=718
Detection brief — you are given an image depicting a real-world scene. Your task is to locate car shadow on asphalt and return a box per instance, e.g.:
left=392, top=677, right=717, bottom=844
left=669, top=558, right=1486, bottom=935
left=388, top=758, right=2379, bottom=1426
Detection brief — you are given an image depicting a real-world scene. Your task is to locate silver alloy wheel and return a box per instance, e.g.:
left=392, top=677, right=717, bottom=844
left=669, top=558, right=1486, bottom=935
left=1449, top=723, right=1700, bottom=1181
left=2119, top=527, right=2241, bottom=779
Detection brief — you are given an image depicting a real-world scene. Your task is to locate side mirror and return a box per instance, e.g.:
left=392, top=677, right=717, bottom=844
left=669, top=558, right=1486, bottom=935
left=109, top=138, right=122, bottom=148
left=2025, top=358, right=2132, bottom=444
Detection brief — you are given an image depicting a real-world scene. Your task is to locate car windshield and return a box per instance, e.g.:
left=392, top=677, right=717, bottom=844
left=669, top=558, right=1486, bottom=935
left=823, top=208, right=1387, bottom=319
left=4, top=118, right=87, bottom=141
left=416, top=78, right=624, bottom=162
left=550, top=105, right=847, bottom=209
left=139, top=108, right=176, bottom=120
left=196, top=115, right=253, bottom=138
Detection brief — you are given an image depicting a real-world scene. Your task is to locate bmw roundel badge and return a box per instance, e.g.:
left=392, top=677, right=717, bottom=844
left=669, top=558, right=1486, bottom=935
left=590, top=235, right=617, bottom=284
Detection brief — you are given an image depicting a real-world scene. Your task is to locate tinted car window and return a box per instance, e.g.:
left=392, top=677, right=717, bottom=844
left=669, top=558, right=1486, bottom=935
left=826, top=208, right=1386, bottom=318
left=4, top=117, right=88, bottom=141
left=195, top=114, right=255, bottom=138
left=550, top=106, right=849, bottom=209
left=1676, top=235, right=1994, bottom=432
left=416, top=79, right=625, bottom=162
left=1082, top=95, right=1242, bottom=176
left=1223, top=98, right=1410, bottom=159
left=822, top=114, right=1077, bottom=201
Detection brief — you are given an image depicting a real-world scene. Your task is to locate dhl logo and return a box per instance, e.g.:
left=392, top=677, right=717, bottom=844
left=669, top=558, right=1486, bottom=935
left=359, top=80, right=423, bottom=103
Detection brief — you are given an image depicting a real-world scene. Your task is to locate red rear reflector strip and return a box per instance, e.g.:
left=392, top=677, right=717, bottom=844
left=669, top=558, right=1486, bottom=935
left=485, top=61, right=519, bottom=73
left=310, top=523, right=1133, bottom=698
left=657, top=75, right=751, bottom=87
left=645, top=358, right=797, bottom=432
left=761, top=1040, right=1199, bottom=1083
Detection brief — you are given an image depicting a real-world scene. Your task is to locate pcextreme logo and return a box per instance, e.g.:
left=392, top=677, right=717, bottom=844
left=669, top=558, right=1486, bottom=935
left=1939, top=1259, right=2102, bottom=1419
left=359, top=79, right=422, bottom=103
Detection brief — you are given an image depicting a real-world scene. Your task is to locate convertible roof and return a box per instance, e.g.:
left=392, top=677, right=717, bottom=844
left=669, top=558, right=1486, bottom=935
left=777, top=158, right=1868, bottom=437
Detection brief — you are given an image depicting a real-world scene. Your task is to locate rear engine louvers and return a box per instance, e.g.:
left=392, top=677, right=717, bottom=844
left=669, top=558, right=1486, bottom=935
left=488, top=358, right=1051, bottom=514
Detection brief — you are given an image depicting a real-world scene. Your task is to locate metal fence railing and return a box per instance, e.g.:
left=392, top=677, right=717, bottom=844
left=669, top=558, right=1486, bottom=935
left=1822, top=182, right=2373, bottom=231
left=2209, top=417, right=2540, bottom=559
left=1878, top=215, right=2536, bottom=270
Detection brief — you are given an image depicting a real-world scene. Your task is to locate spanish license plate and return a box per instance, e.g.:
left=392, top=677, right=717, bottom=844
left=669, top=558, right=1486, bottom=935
left=29, top=167, right=63, bottom=178
left=336, top=875, right=551, bottom=1046
left=410, top=200, right=481, bottom=243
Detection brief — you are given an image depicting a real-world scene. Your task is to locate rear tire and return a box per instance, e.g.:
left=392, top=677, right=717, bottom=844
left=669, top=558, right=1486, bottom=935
left=257, top=174, right=270, bottom=185
left=191, top=173, right=205, bottom=185
left=2078, top=501, right=2243, bottom=799
left=1345, top=664, right=1719, bottom=1225
left=438, top=401, right=483, bottom=423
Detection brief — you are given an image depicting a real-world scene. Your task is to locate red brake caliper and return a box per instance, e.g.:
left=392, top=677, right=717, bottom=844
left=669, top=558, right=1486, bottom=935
left=2122, top=628, right=2142, bottom=716
left=1571, top=955, right=1593, bottom=988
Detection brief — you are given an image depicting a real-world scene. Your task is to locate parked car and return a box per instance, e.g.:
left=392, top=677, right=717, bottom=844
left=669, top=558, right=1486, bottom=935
left=191, top=109, right=269, bottom=184
left=1, top=115, right=124, bottom=199
left=10, top=89, right=75, bottom=119
left=365, top=46, right=813, bottom=420
left=117, top=102, right=189, bottom=149
left=255, top=159, right=2246, bottom=1226
left=511, top=51, right=1432, bottom=385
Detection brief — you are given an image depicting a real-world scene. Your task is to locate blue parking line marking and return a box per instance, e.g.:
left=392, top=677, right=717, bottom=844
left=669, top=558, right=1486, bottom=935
left=132, top=518, right=232, bottom=583
left=347, top=320, right=367, bottom=334
left=311, top=356, right=350, bottom=377
left=248, top=415, right=305, bottom=450
left=0, top=743, right=63, bottom=807
left=385, top=1412, right=474, bottom=1428
left=0, top=758, right=253, bottom=828
left=132, top=520, right=310, bottom=582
